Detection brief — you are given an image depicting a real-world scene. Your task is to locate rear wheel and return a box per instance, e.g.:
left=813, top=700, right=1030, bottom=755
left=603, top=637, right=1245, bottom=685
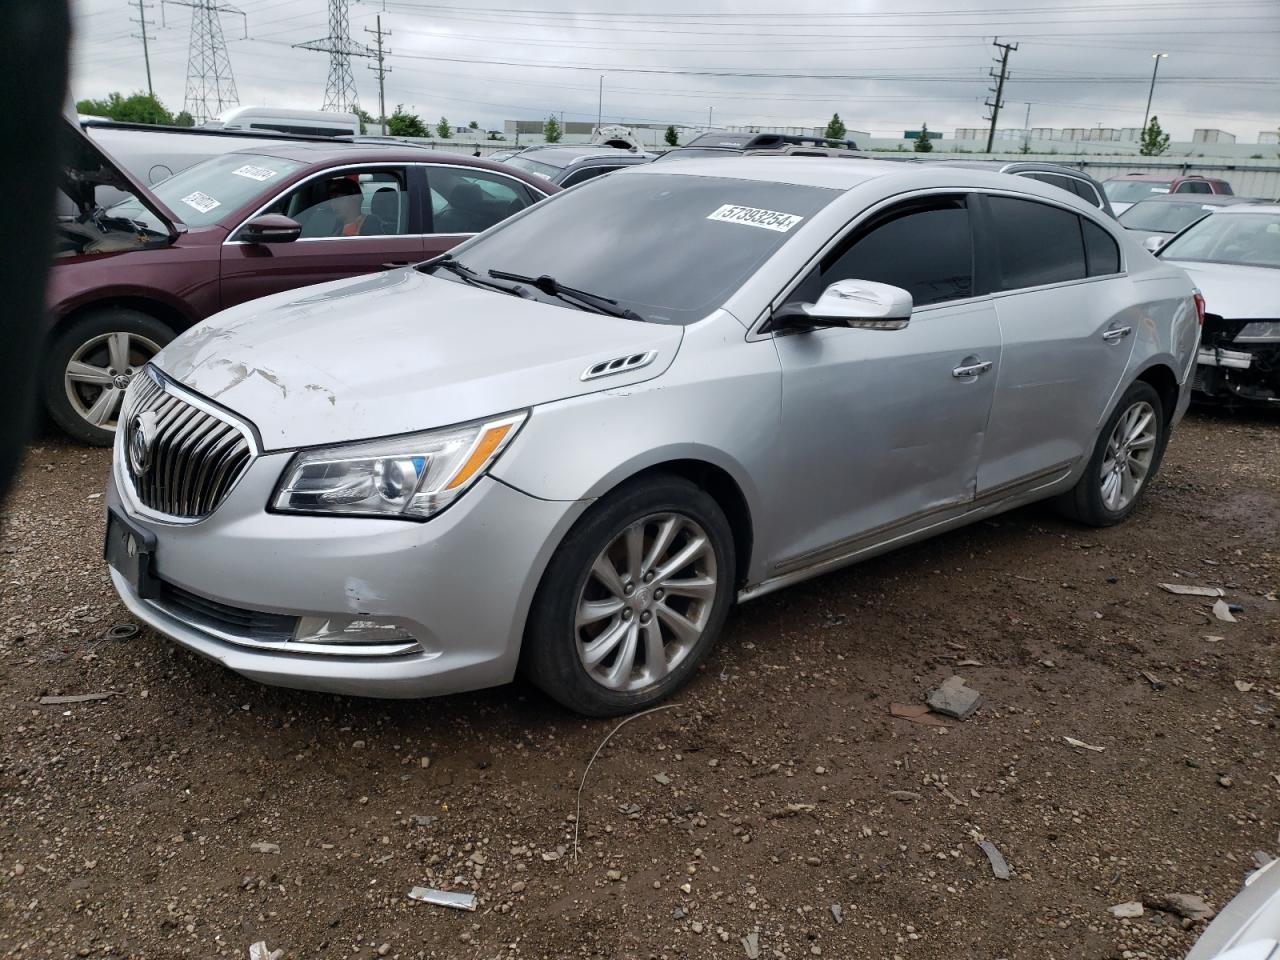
left=1059, top=381, right=1166, bottom=526
left=523, top=475, right=736, bottom=716
left=44, top=309, right=173, bottom=446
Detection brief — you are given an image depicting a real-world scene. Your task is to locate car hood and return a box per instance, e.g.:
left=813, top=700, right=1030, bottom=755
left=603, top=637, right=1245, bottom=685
left=1186, top=859, right=1280, bottom=960
left=60, top=117, right=182, bottom=237
left=154, top=268, right=685, bottom=450
left=1164, top=260, right=1280, bottom=320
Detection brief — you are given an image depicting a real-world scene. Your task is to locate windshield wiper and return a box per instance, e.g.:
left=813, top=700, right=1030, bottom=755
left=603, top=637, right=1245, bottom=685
left=419, top=255, right=531, bottom=298
left=487, top=269, right=642, bottom=321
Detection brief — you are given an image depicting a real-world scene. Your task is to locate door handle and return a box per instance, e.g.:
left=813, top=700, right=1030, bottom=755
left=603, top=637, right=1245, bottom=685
left=1102, top=326, right=1132, bottom=343
left=952, top=360, right=993, bottom=379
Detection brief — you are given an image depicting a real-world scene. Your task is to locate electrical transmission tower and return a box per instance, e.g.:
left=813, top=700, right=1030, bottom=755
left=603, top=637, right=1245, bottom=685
left=365, top=15, right=391, bottom=134
left=129, top=0, right=156, bottom=99
left=984, top=37, right=1018, bottom=154
left=162, top=0, right=247, bottom=123
left=295, top=0, right=374, bottom=114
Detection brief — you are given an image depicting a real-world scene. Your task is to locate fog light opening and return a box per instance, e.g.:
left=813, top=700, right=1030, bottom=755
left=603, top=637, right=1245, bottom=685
left=292, top=616, right=418, bottom=646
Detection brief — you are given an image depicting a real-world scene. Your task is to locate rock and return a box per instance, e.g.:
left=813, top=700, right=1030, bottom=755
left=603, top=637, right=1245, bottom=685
left=249, top=842, right=280, bottom=854
left=692, top=921, right=704, bottom=934
left=1144, top=893, right=1214, bottom=921
left=410, top=815, right=437, bottom=828
left=510, top=880, right=526, bottom=893
left=887, top=790, right=922, bottom=802
left=830, top=903, right=843, bottom=924
left=653, top=773, right=671, bottom=785
left=1218, top=775, right=1234, bottom=789
left=680, top=882, right=692, bottom=894
left=377, top=944, right=390, bottom=957
left=742, top=931, right=760, bottom=959
left=606, top=869, right=622, bottom=881
left=1109, top=901, right=1144, bottom=919
left=926, top=676, right=983, bottom=720
left=541, top=851, right=561, bottom=862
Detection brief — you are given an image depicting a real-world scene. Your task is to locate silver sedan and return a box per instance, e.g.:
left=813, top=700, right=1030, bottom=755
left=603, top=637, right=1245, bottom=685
left=104, top=158, right=1201, bottom=716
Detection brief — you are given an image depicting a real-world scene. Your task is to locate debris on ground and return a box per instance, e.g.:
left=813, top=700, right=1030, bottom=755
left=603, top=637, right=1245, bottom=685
left=741, top=930, right=760, bottom=959
left=888, top=702, right=949, bottom=726
left=1158, top=583, right=1224, bottom=597
left=1144, top=893, right=1215, bottom=922
left=768, top=802, right=816, bottom=819
left=1141, top=670, right=1167, bottom=691
left=1234, top=680, right=1255, bottom=692
left=1204, top=635, right=1225, bottom=643
left=652, top=772, right=671, bottom=785
left=1109, top=902, right=1144, bottom=919
left=248, top=943, right=283, bottom=960
left=830, top=903, right=843, bottom=924
left=408, top=887, right=478, bottom=911
left=926, top=676, right=983, bottom=720
left=887, top=790, right=922, bottom=802
left=249, top=841, right=280, bottom=854
left=1252, top=852, right=1275, bottom=869
left=104, top=623, right=139, bottom=641
left=37, top=692, right=117, bottom=705
left=1212, top=599, right=1237, bottom=622
left=1063, top=736, right=1106, bottom=752
left=976, top=840, right=1010, bottom=880
left=410, top=814, right=438, bottom=827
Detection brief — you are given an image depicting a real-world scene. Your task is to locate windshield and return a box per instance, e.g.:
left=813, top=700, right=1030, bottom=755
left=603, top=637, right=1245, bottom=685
left=105, top=152, right=305, bottom=230
left=1119, top=200, right=1220, bottom=234
left=438, top=172, right=839, bottom=325
left=503, top=155, right=562, bottom=180
left=1160, top=212, right=1280, bottom=269
left=1104, top=179, right=1173, bottom=203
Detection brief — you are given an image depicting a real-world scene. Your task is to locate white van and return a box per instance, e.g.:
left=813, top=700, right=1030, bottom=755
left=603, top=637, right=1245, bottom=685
left=206, top=106, right=359, bottom=138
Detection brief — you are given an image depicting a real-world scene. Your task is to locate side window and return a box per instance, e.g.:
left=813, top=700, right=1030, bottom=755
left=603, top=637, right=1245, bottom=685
left=1068, top=178, right=1104, bottom=208
left=560, top=166, right=612, bottom=188
left=426, top=167, right=537, bottom=234
left=812, top=195, right=975, bottom=307
left=1022, top=171, right=1077, bottom=198
left=1082, top=219, right=1121, bottom=276
left=265, top=167, right=408, bottom=239
left=986, top=195, right=1086, bottom=290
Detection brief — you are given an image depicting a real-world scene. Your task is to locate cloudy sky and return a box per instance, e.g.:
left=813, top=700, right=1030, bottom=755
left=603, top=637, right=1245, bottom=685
left=70, top=0, right=1279, bottom=141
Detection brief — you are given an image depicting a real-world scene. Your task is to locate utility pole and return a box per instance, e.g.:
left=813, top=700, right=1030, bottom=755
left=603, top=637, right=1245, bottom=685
left=162, top=0, right=247, bottom=123
left=130, top=0, right=156, bottom=99
left=1142, top=52, right=1169, bottom=134
left=365, top=14, right=391, bottom=134
left=708, top=105, right=713, bottom=129
left=1022, top=101, right=1031, bottom=151
left=984, top=37, right=1017, bottom=154
left=596, top=75, right=603, bottom=132
left=295, top=0, right=374, bottom=114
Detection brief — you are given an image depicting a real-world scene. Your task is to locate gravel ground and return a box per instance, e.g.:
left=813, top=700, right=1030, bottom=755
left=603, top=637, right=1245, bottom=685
left=1, top=408, right=1277, bottom=960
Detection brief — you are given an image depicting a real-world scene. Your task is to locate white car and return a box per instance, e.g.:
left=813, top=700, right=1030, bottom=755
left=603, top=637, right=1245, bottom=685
left=1185, top=856, right=1280, bottom=960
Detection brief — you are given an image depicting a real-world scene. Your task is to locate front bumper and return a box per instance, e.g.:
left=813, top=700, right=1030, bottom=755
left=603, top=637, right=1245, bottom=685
left=106, top=453, right=586, bottom=699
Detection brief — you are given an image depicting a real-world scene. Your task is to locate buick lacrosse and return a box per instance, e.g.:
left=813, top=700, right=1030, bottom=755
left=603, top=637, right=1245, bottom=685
left=105, top=157, right=1201, bottom=716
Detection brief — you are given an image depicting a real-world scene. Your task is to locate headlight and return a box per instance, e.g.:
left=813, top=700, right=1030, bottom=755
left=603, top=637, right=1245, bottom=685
left=272, top=411, right=526, bottom=520
left=1235, top=321, right=1280, bottom=342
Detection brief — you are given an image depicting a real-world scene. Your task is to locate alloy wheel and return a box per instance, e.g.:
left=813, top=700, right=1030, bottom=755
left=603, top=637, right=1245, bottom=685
left=574, top=512, right=718, bottom=692
left=63, top=332, right=162, bottom=433
left=1100, top=399, right=1157, bottom=512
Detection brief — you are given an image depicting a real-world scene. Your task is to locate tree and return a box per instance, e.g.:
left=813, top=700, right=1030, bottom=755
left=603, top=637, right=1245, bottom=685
left=664, top=124, right=679, bottom=147
left=824, top=113, right=846, bottom=141
left=75, top=91, right=174, bottom=125
left=544, top=114, right=562, bottom=143
left=468, top=120, right=480, bottom=130
left=387, top=104, right=428, bottom=138
left=913, top=123, right=934, bottom=153
left=1139, top=115, right=1170, bottom=157
left=355, top=107, right=377, bottom=135
left=436, top=116, right=452, bottom=139
left=174, top=110, right=195, bottom=128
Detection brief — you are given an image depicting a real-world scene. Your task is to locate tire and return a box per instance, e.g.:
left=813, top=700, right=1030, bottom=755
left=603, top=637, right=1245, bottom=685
left=44, top=309, right=174, bottom=446
left=1058, top=381, right=1167, bottom=527
left=522, top=474, right=737, bottom=717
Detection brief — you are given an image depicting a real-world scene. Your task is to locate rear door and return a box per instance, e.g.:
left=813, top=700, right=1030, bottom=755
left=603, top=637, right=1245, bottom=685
left=219, top=163, right=424, bottom=308
left=974, top=193, right=1134, bottom=495
left=770, top=193, right=1003, bottom=567
left=421, top=164, right=546, bottom=258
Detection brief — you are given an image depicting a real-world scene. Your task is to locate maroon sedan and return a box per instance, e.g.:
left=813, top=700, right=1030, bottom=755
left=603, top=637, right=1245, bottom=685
left=48, top=122, right=558, bottom=444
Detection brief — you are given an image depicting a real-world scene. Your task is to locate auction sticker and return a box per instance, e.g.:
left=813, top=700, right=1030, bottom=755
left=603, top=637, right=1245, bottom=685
left=180, top=191, right=221, bottom=214
left=706, top=204, right=803, bottom=233
left=231, top=164, right=279, bottom=182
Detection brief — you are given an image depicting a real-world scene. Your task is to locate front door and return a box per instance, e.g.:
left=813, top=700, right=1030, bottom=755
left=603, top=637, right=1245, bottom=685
left=974, top=194, right=1136, bottom=495
left=219, top=164, right=424, bottom=309
left=770, top=193, right=1002, bottom=570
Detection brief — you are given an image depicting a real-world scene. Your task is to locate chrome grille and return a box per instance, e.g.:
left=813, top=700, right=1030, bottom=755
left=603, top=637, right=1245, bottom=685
left=121, top=369, right=255, bottom=520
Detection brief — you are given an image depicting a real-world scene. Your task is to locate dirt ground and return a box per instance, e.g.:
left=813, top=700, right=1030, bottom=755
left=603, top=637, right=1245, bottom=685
left=1, top=408, right=1277, bottom=960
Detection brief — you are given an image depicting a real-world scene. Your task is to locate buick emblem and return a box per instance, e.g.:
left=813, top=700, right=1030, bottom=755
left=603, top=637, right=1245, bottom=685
left=128, top=410, right=159, bottom=477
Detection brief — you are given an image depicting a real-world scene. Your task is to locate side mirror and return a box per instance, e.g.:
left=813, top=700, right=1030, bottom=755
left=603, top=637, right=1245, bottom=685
left=772, top=279, right=913, bottom=331
left=240, top=214, right=301, bottom=244
left=1143, top=235, right=1165, bottom=254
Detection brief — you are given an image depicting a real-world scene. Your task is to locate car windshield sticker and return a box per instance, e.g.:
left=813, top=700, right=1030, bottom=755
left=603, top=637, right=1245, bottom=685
left=231, top=164, right=279, bottom=182
left=180, top=191, right=221, bottom=213
left=706, top=204, right=804, bottom=233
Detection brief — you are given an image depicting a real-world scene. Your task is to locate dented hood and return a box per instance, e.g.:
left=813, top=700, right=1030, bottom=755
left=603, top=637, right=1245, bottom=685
left=154, top=268, right=683, bottom=450
left=1165, top=260, right=1280, bottom=321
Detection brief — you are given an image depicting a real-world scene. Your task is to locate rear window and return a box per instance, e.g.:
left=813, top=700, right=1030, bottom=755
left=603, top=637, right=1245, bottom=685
left=503, top=155, right=562, bottom=180
left=987, top=196, right=1087, bottom=289
left=440, top=172, right=839, bottom=325
left=1104, top=179, right=1173, bottom=202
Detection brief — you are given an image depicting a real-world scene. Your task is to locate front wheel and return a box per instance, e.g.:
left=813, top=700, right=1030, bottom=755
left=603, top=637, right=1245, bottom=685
left=1059, top=381, right=1167, bottom=526
left=522, top=474, right=736, bottom=717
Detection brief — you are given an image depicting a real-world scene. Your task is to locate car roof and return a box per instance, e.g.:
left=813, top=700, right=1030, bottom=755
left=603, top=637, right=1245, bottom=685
left=222, top=140, right=552, bottom=183
left=621, top=155, right=1116, bottom=203
left=1128, top=194, right=1252, bottom=206
left=515, top=145, right=648, bottom=167
left=1211, top=202, right=1280, bottom=215
left=933, top=159, right=1094, bottom=177
left=1109, top=173, right=1214, bottom=181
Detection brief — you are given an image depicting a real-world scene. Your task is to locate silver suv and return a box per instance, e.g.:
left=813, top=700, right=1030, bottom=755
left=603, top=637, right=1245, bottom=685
left=105, top=159, right=1201, bottom=716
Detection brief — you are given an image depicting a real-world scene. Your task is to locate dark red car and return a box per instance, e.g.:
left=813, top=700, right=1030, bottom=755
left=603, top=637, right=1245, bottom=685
left=48, top=121, right=558, bottom=444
